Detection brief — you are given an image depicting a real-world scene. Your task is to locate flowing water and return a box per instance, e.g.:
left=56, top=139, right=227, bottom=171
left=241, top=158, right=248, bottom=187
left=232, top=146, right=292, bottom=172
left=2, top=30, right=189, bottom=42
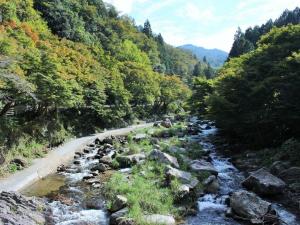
left=23, top=144, right=110, bottom=225
left=22, top=121, right=300, bottom=225
left=186, top=122, right=300, bottom=225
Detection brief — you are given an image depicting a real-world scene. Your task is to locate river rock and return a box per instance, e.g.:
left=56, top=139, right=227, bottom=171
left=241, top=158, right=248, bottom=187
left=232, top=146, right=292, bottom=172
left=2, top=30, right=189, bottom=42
left=83, top=147, right=93, bottom=154
left=10, top=158, right=27, bottom=168
left=149, top=150, right=179, bottom=168
left=73, top=160, right=81, bottom=165
left=230, top=190, right=276, bottom=224
left=109, top=195, right=128, bottom=212
left=169, top=146, right=186, bottom=154
left=143, top=214, right=175, bottom=225
left=75, top=151, right=83, bottom=157
left=165, top=166, right=199, bottom=189
left=91, top=163, right=109, bottom=172
left=203, top=175, right=219, bottom=194
left=278, top=167, right=300, bottom=185
left=52, top=194, right=75, bottom=206
left=270, top=161, right=290, bottom=176
left=116, top=153, right=146, bottom=168
left=110, top=208, right=131, bottom=225
left=242, top=168, right=286, bottom=195
left=100, top=151, right=116, bottom=165
left=85, top=197, right=105, bottom=210
left=189, top=160, right=218, bottom=176
left=85, top=178, right=101, bottom=185
left=102, top=136, right=114, bottom=145
left=133, top=133, right=147, bottom=142
left=57, top=164, right=67, bottom=172
left=0, top=192, right=47, bottom=225
left=161, top=119, right=172, bottom=128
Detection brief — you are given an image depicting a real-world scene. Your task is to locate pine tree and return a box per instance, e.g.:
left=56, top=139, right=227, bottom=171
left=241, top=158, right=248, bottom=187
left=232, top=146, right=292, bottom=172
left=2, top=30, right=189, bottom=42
left=228, top=27, right=254, bottom=59
left=192, top=62, right=202, bottom=76
left=156, top=33, right=164, bottom=45
left=143, top=19, right=153, bottom=38
left=204, top=63, right=214, bottom=79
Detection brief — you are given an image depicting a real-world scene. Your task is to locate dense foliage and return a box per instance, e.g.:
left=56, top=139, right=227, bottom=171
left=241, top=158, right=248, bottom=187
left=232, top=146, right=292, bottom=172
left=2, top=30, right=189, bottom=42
left=228, top=7, right=300, bottom=59
left=0, top=0, right=196, bottom=171
left=193, top=25, right=300, bottom=149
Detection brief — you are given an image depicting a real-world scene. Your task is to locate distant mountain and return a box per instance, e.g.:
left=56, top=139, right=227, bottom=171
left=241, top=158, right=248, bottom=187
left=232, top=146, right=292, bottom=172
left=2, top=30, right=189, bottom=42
left=178, top=44, right=228, bottom=68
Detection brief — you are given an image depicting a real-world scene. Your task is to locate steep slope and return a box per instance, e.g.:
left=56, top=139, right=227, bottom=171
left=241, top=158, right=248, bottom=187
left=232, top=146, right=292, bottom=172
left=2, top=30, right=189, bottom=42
left=178, top=44, right=228, bottom=68
left=0, top=0, right=193, bottom=174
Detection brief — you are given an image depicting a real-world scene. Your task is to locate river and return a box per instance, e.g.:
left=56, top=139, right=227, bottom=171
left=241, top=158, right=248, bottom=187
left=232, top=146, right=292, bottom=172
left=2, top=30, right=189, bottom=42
left=22, top=120, right=300, bottom=225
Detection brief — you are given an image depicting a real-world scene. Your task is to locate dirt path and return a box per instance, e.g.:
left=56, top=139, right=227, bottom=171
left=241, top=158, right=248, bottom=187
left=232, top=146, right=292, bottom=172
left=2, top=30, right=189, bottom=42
left=0, top=123, right=152, bottom=192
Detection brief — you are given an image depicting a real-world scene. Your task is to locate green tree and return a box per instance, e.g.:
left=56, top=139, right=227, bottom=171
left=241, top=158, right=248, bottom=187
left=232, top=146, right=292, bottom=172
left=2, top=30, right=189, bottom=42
left=189, top=77, right=214, bottom=115
left=207, top=25, right=300, bottom=147
left=228, top=27, right=254, bottom=59
left=192, top=62, right=202, bottom=76
left=143, top=19, right=153, bottom=38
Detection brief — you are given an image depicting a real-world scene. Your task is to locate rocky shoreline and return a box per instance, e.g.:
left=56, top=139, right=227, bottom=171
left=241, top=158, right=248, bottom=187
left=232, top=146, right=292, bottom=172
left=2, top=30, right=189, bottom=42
left=1, top=118, right=299, bottom=225
left=0, top=191, right=48, bottom=225
left=212, top=136, right=300, bottom=215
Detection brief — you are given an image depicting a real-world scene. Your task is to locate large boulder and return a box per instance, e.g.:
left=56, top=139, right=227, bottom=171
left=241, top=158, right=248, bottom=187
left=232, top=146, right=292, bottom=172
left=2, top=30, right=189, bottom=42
left=203, top=175, right=219, bottom=194
left=242, top=168, right=286, bottom=195
left=0, top=192, right=47, bottom=225
left=189, top=160, right=218, bottom=176
left=161, top=119, right=172, bottom=128
left=116, top=153, right=146, bottom=168
left=230, top=190, right=278, bottom=224
left=149, top=150, right=179, bottom=168
left=109, top=195, right=128, bottom=213
left=143, top=214, right=176, bottom=225
left=165, top=166, right=199, bottom=189
left=110, top=208, right=132, bottom=225
left=269, top=161, right=290, bottom=176
left=278, top=167, right=300, bottom=185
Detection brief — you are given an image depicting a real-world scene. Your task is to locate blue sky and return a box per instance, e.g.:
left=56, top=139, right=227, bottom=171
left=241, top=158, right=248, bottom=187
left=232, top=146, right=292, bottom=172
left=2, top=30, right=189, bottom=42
left=104, top=0, right=299, bottom=52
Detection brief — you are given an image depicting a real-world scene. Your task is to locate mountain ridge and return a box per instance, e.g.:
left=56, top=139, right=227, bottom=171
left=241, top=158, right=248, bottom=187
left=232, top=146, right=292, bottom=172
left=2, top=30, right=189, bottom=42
left=178, top=44, right=228, bottom=68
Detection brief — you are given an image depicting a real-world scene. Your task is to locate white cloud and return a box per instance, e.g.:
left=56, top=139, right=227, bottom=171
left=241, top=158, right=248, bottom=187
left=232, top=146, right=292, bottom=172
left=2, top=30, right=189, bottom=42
left=181, top=3, right=215, bottom=22
left=191, top=27, right=237, bottom=52
left=104, top=0, right=299, bottom=52
left=152, top=20, right=235, bottom=52
left=235, top=0, right=299, bottom=29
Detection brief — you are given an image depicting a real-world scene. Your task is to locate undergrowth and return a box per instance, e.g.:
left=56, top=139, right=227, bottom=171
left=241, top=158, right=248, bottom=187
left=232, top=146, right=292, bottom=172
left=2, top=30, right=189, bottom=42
left=105, top=161, right=178, bottom=225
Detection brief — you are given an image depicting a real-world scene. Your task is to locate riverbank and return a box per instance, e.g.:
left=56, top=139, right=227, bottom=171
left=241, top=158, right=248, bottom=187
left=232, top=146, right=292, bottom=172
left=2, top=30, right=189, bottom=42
left=212, top=135, right=300, bottom=216
left=2, top=119, right=300, bottom=225
left=0, top=123, right=152, bottom=192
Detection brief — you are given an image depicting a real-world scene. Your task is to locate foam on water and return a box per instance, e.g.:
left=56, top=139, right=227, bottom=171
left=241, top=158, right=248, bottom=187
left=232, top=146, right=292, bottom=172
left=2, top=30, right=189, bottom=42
left=49, top=201, right=108, bottom=225
left=187, top=120, right=300, bottom=225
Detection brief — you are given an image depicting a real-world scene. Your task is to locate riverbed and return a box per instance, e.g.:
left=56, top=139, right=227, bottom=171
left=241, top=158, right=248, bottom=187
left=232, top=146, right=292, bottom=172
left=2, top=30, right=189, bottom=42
left=22, top=120, right=300, bottom=225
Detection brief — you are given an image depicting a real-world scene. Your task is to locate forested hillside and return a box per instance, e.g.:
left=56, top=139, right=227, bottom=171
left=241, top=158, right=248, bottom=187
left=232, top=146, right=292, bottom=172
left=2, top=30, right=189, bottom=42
left=0, top=0, right=205, bottom=172
left=228, top=7, right=300, bottom=59
left=191, top=19, right=300, bottom=165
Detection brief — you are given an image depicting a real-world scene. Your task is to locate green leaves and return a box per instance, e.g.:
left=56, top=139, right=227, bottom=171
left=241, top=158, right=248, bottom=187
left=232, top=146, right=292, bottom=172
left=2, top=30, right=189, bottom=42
left=205, top=25, right=300, bottom=147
